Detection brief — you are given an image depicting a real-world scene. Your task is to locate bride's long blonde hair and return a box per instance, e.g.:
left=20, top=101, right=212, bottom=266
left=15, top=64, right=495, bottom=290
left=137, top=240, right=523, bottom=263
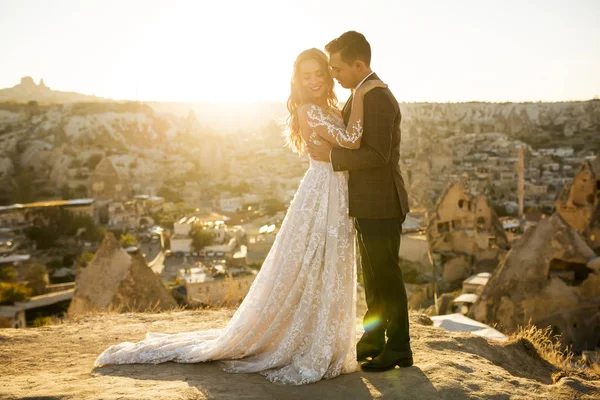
left=285, top=48, right=338, bottom=154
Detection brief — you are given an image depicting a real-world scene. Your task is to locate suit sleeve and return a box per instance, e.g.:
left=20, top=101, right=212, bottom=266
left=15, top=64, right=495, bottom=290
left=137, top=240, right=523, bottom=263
left=331, top=90, right=396, bottom=171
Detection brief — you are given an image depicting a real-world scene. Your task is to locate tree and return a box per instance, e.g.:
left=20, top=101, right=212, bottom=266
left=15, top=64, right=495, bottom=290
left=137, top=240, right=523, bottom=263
left=25, top=209, right=105, bottom=249
left=120, top=233, right=137, bottom=247
left=151, top=212, right=163, bottom=226
left=60, top=184, right=74, bottom=200
left=0, top=266, right=17, bottom=283
left=73, top=184, right=88, bottom=198
left=23, top=264, right=48, bottom=296
left=46, top=259, right=64, bottom=271
left=191, top=226, right=215, bottom=250
left=157, top=186, right=183, bottom=203
left=493, top=204, right=515, bottom=217
left=11, top=168, right=36, bottom=203
left=71, top=215, right=105, bottom=242
left=0, top=282, right=32, bottom=305
left=76, top=252, right=95, bottom=269
left=62, top=253, right=77, bottom=267
left=25, top=225, right=58, bottom=249
left=572, top=143, right=585, bottom=153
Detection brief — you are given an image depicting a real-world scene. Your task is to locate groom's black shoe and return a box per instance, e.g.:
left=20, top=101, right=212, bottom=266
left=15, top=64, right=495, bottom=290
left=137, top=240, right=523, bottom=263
left=356, top=343, right=383, bottom=362
left=361, top=348, right=413, bottom=371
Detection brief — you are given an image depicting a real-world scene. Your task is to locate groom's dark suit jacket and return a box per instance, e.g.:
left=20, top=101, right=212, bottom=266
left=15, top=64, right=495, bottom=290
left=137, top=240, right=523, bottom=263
left=331, top=73, right=410, bottom=219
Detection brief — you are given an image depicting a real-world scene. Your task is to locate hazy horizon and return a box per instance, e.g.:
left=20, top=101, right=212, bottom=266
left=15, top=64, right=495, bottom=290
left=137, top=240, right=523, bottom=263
left=1, top=0, right=599, bottom=103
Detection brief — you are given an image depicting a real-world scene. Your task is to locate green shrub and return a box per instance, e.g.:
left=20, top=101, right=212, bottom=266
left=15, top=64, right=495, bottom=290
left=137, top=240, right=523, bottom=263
left=0, top=266, right=17, bottom=282
left=76, top=252, right=95, bottom=269
left=32, top=316, right=52, bottom=327
left=0, top=282, right=32, bottom=305
left=120, top=233, right=137, bottom=247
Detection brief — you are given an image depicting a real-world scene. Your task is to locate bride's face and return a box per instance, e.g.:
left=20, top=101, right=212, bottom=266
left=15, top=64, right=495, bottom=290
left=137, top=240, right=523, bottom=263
left=298, top=59, right=328, bottom=102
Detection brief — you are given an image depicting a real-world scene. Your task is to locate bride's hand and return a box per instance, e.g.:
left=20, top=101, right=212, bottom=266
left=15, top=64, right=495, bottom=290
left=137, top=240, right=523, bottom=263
left=355, top=79, right=387, bottom=96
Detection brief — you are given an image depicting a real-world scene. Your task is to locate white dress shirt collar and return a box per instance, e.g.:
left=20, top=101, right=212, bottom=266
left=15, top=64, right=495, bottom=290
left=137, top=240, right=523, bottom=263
left=354, top=71, right=375, bottom=91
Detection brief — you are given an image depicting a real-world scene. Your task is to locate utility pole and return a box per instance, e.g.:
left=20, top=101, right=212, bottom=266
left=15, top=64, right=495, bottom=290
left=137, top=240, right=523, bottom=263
left=517, top=146, right=525, bottom=230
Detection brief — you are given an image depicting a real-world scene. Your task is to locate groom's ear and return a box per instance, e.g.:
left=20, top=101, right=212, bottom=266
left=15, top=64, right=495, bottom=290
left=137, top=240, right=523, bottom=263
left=353, top=59, right=368, bottom=72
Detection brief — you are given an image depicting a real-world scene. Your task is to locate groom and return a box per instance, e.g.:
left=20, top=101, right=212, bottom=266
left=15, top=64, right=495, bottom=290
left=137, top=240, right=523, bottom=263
left=307, top=31, right=412, bottom=371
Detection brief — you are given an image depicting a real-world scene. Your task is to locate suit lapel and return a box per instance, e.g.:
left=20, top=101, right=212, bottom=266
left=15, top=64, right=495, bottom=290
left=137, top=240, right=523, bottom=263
left=342, top=73, right=380, bottom=125
left=342, top=94, right=353, bottom=125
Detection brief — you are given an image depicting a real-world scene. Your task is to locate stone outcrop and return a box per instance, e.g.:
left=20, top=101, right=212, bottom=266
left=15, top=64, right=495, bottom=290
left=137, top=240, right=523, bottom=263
left=68, top=233, right=176, bottom=316
left=555, top=160, right=599, bottom=233
left=470, top=156, right=600, bottom=352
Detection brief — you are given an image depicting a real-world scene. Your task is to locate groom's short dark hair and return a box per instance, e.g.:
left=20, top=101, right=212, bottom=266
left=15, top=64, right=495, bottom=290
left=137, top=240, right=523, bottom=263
left=325, top=31, right=371, bottom=67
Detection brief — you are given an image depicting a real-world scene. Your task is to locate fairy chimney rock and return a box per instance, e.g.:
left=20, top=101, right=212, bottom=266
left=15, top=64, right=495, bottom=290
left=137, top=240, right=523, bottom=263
left=68, top=233, right=176, bottom=316
left=88, top=157, right=130, bottom=201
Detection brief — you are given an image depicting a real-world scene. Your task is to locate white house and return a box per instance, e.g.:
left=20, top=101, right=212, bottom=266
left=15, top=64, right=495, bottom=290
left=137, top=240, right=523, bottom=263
left=171, top=217, right=194, bottom=254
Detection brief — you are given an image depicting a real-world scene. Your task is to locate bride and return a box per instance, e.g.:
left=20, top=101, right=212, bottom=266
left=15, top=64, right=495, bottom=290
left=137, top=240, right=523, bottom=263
left=94, top=48, right=385, bottom=385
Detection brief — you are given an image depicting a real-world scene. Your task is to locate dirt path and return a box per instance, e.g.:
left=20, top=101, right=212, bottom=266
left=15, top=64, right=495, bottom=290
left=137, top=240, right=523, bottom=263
left=1, top=310, right=598, bottom=400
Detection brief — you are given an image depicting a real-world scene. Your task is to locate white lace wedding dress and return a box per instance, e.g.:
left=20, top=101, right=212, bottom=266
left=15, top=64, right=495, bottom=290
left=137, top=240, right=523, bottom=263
left=94, top=106, right=358, bottom=385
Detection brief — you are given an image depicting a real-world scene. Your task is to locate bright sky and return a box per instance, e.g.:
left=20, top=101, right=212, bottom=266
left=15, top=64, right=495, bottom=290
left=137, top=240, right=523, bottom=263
left=1, top=0, right=598, bottom=103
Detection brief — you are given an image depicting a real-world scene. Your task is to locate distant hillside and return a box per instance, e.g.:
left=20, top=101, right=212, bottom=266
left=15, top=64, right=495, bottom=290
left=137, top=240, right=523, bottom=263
left=0, top=77, right=110, bottom=104
left=400, top=100, right=600, bottom=151
left=0, top=100, right=222, bottom=204
left=152, top=100, right=600, bottom=150
left=1, top=78, right=597, bottom=149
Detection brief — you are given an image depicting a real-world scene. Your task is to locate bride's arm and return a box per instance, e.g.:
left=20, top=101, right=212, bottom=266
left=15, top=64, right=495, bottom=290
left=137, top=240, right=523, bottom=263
left=298, top=105, right=344, bottom=149
left=298, top=80, right=386, bottom=149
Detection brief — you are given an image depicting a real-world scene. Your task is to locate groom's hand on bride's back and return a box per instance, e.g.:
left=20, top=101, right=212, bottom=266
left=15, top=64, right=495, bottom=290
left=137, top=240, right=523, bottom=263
left=307, top=140, right=332, bottom=162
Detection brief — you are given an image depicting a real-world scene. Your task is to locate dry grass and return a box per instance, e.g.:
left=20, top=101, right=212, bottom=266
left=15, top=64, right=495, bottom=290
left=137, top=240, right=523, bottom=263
left=509, top=323, right=600, bottom=382
left=59, top=283, right=241, bottom=324
left=589, top=362, right=600, bottom=377
left=65, top=299, right=189, bottom=323
left=220, top=275, right=245, bottom=307
left=187, top=275, right=248, bottom=309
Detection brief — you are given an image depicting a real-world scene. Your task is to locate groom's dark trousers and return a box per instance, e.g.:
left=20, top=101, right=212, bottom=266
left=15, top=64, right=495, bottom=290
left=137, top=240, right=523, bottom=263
left=331, top=73, right=411, bottom=352
left=355, top=217, right=410, bottom=351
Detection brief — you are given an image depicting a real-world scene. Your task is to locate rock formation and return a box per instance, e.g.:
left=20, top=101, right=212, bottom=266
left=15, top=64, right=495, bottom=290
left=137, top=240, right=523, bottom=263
left=427, top=182, right=509, bottom=290
left=68, top=233, right=176, bottom=316
left=470, top=157, right=600, bottom=352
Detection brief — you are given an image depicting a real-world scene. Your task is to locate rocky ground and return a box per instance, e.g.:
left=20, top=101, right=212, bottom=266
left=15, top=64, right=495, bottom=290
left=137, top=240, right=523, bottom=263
left=1, top=307, right=599, bottom=400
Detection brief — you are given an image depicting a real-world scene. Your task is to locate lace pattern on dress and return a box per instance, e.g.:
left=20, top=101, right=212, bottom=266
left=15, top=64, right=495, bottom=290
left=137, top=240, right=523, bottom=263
left=305, top=105, right=362, bottom=148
